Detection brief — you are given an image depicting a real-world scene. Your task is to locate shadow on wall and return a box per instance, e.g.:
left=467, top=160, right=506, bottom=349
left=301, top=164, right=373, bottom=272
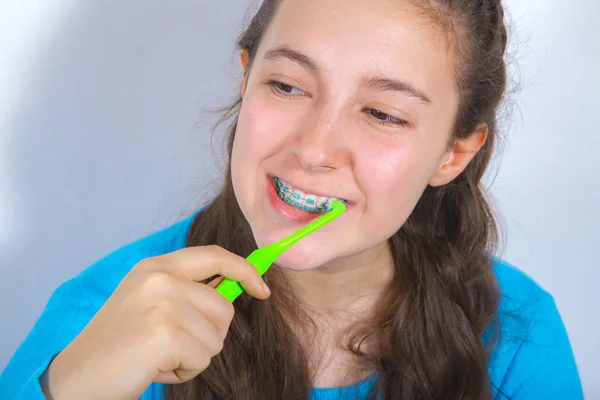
left=0, top=0, right=253, bottom=370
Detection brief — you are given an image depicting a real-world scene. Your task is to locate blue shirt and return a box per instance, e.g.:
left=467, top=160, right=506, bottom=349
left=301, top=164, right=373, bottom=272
left=0, top=214, right=584, bottom=399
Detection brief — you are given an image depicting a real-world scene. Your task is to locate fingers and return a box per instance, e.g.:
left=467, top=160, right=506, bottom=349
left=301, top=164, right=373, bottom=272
left=152, top=303, right=227, bottom=385
left=178, top=302, right=225, bottom=356
left=182, top=281, right=234, bottom=339
left=207, top=276, right=225, bottom=288
left=152, top=328, right=212, bottom=385
left=157, top=246, right=270, bottom=299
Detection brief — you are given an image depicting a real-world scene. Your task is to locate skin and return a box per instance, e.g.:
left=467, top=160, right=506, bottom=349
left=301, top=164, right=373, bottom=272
left=43, top=247, right=271, bottom=399
left=232, top=0, right=486, bottom=312
left=42, top=0, right=488, bottom=397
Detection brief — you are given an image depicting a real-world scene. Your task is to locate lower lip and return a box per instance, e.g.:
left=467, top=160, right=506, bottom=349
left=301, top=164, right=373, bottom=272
left=266, top=176, right=327, bottom=223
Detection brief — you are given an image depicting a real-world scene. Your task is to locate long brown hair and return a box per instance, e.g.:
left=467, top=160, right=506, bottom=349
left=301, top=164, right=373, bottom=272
left=167, top=0, right=509, bottom=398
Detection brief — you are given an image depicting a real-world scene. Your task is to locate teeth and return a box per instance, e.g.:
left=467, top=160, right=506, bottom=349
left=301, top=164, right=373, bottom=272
left=304, top=194, right=318, bottom=213
left=274, top=176, right=345, bottom=213
left=316, top=196, right=329, bottom=209
left=291, top=187, right=305, bottom=209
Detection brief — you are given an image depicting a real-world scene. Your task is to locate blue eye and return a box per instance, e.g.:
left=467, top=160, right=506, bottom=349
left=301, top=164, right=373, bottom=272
left=365, top=108, right=409, bottom=128
left=267, top=80, right=306, bottom=97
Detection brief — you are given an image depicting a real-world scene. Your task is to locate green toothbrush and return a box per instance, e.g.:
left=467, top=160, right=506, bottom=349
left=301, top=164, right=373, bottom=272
left=216, top=199, right=346, bottom=302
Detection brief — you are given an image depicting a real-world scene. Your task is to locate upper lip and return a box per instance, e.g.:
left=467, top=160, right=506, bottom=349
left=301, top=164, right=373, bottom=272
left=271, top=175, right=352, bottom=203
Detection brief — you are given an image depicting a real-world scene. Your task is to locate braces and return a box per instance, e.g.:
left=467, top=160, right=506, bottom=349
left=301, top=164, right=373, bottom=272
left=274, top=177, right=336, bottom=213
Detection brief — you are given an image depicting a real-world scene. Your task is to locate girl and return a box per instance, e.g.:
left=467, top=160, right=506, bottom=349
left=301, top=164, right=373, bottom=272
left=0, top=0, right=583, bottom=399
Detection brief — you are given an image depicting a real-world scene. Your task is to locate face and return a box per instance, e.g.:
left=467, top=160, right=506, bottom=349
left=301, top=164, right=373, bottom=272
left=231, top=0, right=460, bottom=271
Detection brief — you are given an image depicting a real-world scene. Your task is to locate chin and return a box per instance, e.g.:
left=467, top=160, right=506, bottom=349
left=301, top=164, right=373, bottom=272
left=249, top=222, right=331, bottom=270
left=270, top=245, right=331, bottom=271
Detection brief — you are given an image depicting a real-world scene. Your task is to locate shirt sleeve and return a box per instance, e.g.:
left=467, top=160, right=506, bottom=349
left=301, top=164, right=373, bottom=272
left=0, top=279, right=165, bottom=400
left=0, top=216, right=195, bottom=400
left=0, top=280, right=96, bottom=399
left=498, top=293, right=584, bottom=399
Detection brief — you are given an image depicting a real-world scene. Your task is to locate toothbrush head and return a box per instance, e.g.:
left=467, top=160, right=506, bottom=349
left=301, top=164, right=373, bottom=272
left=330, top=199, right=346, bottom=212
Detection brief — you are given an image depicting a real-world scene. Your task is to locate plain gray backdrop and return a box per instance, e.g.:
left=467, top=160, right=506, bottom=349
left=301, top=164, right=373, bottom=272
left=0, top=0, right=598, bottom=398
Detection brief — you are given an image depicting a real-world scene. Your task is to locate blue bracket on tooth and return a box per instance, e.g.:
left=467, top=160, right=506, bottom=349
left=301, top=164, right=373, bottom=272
left=275, top=176, right=347, bottom=211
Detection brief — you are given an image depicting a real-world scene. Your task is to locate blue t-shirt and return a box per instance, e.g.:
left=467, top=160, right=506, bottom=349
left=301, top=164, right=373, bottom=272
left=0, top=214, right=584, bottom=399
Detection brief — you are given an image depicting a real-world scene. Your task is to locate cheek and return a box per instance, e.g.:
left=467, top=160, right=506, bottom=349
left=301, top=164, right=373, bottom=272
left=355, top=138, right=440, bottom=217
left=236, top=92, right=302, bottom=150
left=236, top=100, right=277, bottom=156
left=233, top=97, right=284, bottom=178
left=231, top=94, right=300, bottom=207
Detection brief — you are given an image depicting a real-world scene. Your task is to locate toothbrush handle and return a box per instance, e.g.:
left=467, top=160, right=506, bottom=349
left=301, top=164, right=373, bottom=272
left=215, top=249, right=272, bottom=303
left=215, top=278, right=244, bottom=302
left=215, top=201, right=345, bottom=303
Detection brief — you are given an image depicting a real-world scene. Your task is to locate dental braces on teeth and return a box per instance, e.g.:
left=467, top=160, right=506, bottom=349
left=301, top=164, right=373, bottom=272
left=274, top=176, right=347, bottom=213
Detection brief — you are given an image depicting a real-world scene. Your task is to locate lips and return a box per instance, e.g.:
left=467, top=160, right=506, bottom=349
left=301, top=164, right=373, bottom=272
left=265, top=177, right=323, bottom=223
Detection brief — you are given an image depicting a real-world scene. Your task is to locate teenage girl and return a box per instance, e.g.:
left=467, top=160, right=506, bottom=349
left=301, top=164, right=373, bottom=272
left=0, top=0, right=583, bottom=399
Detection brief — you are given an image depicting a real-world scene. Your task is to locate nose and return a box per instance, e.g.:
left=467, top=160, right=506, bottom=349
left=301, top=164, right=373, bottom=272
left=292, top=107, right=349, bottom=172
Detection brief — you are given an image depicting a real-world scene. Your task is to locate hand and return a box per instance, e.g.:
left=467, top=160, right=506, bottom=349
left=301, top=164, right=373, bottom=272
left=42, top=245, right=270, bottom=400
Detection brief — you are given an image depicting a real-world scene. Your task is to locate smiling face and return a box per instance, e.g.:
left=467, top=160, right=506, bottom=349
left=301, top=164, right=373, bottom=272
left=231, top=0, right=463, bottom=271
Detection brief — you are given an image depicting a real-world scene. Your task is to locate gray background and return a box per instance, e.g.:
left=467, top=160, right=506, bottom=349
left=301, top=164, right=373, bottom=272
left=0, top=0, right=597, bottom=397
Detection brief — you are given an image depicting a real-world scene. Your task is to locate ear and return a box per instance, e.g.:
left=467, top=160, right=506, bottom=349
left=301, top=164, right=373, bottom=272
left=240, top=49, right=249, bottom=97
left=428, top=123, right=488, bottom=187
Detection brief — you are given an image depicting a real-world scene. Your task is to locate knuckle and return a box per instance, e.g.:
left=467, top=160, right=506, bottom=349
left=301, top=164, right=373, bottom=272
left=222, top=302, right=235, bottom=322
left=215, top=339, right=225, bottom=354
left=141, top=271, right=177, bottom=294
left=242, top=261, right=260, bottom=278
left=210, top=295, right=235, bottom=323
left=204, top=337, right=224, bottom=356
left=198, top=355, right=211, bottom=372
left=136, top=256, right=162, bottom=272
left=217, top=313, right=235, bottom=336
left=152, top=324, right=182, bottom=346
left=207, top=322, right=227, bottom=351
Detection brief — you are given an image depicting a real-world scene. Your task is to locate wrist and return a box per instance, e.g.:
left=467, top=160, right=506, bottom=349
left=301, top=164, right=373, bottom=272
left=41, top=354, right=90, bottom=400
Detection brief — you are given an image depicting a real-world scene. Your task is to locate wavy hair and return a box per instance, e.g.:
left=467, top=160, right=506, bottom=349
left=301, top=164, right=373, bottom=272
left=167, top=0, right=509, bottom=398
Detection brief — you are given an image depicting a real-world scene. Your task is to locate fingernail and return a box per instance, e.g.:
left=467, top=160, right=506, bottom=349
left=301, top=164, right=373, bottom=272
left=262, top=282, right=271, bottom=296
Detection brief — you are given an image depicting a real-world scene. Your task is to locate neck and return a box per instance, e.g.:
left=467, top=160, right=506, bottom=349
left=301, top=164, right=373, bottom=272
left=282, top=241, right=394, bottom=315
left=278, top=243, right=393, bottom=388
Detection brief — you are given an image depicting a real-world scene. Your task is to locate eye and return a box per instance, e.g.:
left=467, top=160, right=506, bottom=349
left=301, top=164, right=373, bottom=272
left=364, top=108, right=409, bottom=128
left=266, top=80, right=307, bottom=97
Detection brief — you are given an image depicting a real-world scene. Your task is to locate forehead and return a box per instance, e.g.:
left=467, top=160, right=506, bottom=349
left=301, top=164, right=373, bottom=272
left=255, top=0, right=459, bottom=107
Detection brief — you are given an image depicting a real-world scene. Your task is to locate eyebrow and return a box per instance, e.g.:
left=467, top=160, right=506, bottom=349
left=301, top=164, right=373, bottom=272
left=361, top=76, right=432, bottom=105
left=264, top=46, right=321, bottom=75
left=263, top=45, right=432, bottom=105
